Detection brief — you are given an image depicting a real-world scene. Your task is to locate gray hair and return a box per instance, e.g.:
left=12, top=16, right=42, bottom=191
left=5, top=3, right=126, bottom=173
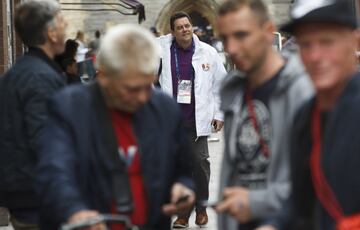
left=15, top=0, right=61, bottom=47
left=96, top=24, right=160, bottom=76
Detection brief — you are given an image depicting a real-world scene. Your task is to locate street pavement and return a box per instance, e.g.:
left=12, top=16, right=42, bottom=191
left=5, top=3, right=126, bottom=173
left=0, top=132, right=225, bottom=230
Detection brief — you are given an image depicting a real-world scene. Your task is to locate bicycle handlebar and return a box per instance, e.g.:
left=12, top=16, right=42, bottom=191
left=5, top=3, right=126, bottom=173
left=60, top=214, right=139, bottom=230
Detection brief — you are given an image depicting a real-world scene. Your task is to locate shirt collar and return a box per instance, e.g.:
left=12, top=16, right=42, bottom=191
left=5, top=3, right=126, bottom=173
left=26, top=47, right=63, bottom=74
left=173, top=38, right=194, bottom=52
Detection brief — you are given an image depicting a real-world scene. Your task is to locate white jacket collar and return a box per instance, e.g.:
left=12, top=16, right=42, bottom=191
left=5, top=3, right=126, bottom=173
left=161, top=33, right=203, bottom=53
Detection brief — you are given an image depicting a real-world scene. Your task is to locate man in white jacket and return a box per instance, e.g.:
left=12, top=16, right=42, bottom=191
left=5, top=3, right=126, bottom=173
left=156, top=12, right=227, bottom=228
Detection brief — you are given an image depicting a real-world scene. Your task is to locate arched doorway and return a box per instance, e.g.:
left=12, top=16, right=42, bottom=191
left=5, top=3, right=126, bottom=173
left=155, top=0, right=219, bottom=36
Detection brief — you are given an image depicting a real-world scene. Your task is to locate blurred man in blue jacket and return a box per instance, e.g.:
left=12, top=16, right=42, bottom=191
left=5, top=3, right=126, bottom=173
left=36, top=24, right=195, bottom=230
left=0, top=1, right=66, bottom=229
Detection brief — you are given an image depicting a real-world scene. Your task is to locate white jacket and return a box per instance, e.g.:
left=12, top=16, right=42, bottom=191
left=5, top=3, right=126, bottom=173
left=156, top=34, right=226, bottom=136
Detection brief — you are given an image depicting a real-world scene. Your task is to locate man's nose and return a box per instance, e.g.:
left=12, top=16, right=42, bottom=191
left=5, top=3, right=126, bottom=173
left=137, top=90, right=149, bottom=105
left=306, top=44, right=323, bottom=63
left=225, top=37, right=239, bottom=56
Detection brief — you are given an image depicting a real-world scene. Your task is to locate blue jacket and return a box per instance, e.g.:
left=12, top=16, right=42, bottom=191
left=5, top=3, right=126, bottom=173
left=36, top=83, right=194, bottom=229
left=0, top=48, right=65, bottom=210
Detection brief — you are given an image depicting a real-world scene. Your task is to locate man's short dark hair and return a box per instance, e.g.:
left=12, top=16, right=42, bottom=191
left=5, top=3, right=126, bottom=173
left=170, top=12, right=192, bottom=31
left=218, top=0, right=270, bottom=24
left=64, top=39, right=79, bottom=59
left=15, top=0, right=61, bottom=47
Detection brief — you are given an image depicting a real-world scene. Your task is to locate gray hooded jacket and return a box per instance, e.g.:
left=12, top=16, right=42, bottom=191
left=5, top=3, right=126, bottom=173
left=218, top=53, right=314, bottom=229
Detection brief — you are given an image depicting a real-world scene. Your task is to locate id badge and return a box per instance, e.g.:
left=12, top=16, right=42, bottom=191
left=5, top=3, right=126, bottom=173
left=177, top=80, right=192, bottom=104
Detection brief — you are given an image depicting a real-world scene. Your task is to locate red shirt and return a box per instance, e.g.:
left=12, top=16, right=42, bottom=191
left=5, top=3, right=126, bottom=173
left=110, top=110, right=148, bottom=229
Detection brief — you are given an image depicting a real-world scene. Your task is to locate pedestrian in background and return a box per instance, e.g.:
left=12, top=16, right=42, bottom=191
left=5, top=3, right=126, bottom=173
left=55, top=39, right=81, bottom=84
left=215, top=0, right=313, bottom=229
left=88, top=30, right=101, bottom=57
left=61, top=39, right=79, bottom=61
left=156, top=11, right=227, bottom=228
left=75, top=30, right=88, bottom=78
left=60, top=57, right=81, bottom=84
left=36, top=24, right=195, bottom=230
left=0, top=0, right=67, bottom=229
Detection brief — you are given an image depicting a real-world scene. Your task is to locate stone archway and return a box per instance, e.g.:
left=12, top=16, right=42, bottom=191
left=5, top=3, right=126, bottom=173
left=155, top=0, right=219, bottom=36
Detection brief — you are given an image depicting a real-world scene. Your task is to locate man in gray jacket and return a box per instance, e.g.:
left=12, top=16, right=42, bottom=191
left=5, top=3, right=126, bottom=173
left=215, top=0, right=314, bottom=229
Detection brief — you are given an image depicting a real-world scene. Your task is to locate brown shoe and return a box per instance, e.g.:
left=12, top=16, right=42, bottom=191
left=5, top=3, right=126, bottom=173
left=195, top=210, right=208, bottom=226
left=173, top=217, right=189, bottom=228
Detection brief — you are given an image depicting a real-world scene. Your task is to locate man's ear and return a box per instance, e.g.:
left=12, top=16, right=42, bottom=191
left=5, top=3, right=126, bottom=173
left=97, top=68, right=105, bottom=79
left=263, top=21, right=276, bottom=43
left=46, top=25, right=58, bottom=44
left=355, top=29, right=360, bottom=51
left=97, top=68, right=108, bottom=86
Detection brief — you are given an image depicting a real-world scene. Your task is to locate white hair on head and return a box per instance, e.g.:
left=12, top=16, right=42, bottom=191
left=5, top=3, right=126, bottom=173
left=96, top=24, right=160, bottom=76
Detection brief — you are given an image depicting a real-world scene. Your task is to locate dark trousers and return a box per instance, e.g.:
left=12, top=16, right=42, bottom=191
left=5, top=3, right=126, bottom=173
left=185, top=127, right=210, bottom=213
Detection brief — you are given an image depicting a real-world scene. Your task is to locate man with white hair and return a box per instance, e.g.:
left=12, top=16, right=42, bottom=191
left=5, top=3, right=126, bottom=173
left=0, top=0, right=66, bottom=229
left=36, top=24, right=195, bottom=230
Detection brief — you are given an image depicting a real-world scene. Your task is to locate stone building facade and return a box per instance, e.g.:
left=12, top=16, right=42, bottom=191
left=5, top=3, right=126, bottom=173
left=59, top=0, right=293, bottom=44
left=0, top=0, right=299, bottom=74
left=0, top=0, right=22, bottom=74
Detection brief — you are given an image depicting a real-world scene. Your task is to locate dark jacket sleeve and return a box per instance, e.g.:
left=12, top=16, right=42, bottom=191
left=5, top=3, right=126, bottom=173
left=19, top=72, right=64, bottom=157
left=36, top=96, right=87, bottom=226
left=157, top=92, right=194, bottom=191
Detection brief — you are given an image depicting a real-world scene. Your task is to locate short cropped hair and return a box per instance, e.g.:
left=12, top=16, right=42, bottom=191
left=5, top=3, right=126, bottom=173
left=218, top=0, right=270, bottom=24
left=76, top=31, right=84, bottom=40
left=170, top=12, right=192, bottom=31
left=96, top=24, right=160, bottom=76
left=64, top=39, right=79, bottom=59
left=15, top=0, right=61, bottom=47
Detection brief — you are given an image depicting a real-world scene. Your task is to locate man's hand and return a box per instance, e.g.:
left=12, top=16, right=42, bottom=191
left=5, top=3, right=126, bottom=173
left=211, top=119, right=224, bottom=132
left=255, top=225, right=277, bottom=230
left=162, top=182, right=195, bottom=216
left=215, top=187, right=252, bottom=223
left=68, top=210, right=106, bottom=230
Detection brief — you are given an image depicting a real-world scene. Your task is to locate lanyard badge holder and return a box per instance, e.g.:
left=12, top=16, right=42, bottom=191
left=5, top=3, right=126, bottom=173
left=91, top=84, right=134, bottom=214
left=112, top=168, right=133, bottom=213
left=105, top=127, right=134, bottom=213
left=174, top=43, right=195, bottom=105
left=177, top=79, right=192, bottom=104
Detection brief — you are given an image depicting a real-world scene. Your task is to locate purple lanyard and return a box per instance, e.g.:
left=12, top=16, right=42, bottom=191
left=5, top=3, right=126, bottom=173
left=173, top=41, right=195, bottom=83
